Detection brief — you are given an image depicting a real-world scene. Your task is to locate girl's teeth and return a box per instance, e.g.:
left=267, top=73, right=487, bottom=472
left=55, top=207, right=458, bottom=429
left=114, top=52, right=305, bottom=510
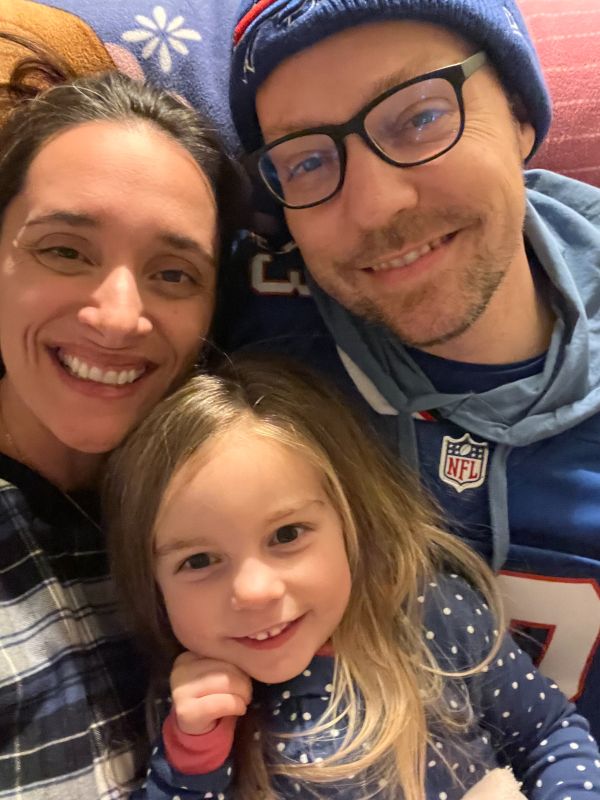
left=58, top=352, right=145, bottom=385
left=248, top=623, right=288, bottom=641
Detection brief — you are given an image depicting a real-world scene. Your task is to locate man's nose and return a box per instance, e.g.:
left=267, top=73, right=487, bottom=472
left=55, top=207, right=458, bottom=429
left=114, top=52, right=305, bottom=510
left=230, top=558, right=286, bottom=612
left=78, top=266, right=153, bottom=345
left=339, top=136, right=419, bottom=231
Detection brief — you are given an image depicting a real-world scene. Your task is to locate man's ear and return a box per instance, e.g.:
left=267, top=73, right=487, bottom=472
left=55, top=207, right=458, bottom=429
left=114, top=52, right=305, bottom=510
left=518, top=120, right=536, bottom=161
left=510, top=94, right=536, bottom=161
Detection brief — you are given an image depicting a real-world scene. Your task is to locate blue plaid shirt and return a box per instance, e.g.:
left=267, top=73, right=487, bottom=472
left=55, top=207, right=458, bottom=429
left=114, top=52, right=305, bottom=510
left=0, top=455, right=147, bottom=799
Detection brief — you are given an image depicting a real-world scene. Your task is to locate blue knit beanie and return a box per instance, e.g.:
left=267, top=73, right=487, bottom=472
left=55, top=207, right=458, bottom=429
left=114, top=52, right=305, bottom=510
left=230, top=0, right=551, bottom=158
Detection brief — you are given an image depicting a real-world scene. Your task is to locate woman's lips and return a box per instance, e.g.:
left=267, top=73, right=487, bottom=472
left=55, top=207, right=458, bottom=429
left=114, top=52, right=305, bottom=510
left=49, top=346, right=154, bottom=398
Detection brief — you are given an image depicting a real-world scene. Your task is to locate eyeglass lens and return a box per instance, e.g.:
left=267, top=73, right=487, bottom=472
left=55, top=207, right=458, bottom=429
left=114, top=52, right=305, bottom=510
left=259, top=77, right=462, bottom=208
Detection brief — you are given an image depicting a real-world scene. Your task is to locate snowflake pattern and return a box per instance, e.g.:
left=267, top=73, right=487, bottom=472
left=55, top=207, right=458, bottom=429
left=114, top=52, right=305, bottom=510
left=122, top=6, right=201, bottom=74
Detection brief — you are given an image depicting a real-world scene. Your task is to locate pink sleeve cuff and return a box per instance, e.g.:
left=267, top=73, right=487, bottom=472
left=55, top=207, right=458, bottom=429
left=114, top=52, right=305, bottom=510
left=163, top=710, right=236, bottom=775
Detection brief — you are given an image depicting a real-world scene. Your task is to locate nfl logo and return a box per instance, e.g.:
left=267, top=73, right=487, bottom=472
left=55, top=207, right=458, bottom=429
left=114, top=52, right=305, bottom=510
left=439, top=433, right=489, bottom=493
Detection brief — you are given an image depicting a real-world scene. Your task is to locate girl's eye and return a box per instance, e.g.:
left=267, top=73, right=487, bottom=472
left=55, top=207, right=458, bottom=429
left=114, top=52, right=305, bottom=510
left=180, top=552, right=217, bottom=571
left=271, top=524, right=306, bottom=546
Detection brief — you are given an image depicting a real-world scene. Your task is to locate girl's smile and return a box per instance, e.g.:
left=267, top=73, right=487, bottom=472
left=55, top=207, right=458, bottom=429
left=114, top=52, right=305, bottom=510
left=232, top=613, right=306, bottom=650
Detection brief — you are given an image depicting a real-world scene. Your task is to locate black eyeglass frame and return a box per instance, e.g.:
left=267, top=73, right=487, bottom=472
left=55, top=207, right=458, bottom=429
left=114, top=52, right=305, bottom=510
left=250, top=50, right=488, bottom=210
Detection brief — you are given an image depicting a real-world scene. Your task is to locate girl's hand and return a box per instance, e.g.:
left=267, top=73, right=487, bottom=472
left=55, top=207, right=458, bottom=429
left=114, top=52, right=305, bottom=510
left=170, top=651, right=253, bottom=735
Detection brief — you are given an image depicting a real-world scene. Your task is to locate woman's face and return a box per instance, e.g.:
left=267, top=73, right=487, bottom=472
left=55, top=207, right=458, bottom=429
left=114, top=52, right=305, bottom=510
left=0, top=119, right=218, bottom=454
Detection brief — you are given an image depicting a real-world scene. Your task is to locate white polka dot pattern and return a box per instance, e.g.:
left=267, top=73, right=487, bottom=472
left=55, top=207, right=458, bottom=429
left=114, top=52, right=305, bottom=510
left=136, top=575, right=600, bottom=799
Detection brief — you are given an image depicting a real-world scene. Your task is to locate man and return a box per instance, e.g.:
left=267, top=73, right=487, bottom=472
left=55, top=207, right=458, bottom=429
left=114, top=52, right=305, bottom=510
left=222, top=0, right=600, bottom=738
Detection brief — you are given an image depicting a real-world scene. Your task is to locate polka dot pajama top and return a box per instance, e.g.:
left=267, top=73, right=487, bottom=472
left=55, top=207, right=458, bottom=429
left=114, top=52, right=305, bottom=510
left=134, top=576, right=600, bottom=799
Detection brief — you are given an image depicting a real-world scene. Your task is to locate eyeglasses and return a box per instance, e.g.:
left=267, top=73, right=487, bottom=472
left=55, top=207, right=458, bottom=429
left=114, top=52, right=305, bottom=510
left=251, top=51, right=487, bottom=210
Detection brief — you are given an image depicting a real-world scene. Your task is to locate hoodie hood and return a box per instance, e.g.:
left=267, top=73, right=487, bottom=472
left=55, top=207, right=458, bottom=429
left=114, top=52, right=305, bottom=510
left=308, top=170, right=600, bottom=567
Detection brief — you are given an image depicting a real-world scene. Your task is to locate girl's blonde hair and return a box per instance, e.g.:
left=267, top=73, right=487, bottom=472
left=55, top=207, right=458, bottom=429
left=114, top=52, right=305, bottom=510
left=105, top=354, right=502, bottom=800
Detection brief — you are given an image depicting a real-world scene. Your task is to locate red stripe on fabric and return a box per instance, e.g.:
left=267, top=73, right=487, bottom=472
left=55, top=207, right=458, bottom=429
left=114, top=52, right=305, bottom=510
left=412, top=411, right=437, bottom=422
left=234, top=0, right=279, bottom=46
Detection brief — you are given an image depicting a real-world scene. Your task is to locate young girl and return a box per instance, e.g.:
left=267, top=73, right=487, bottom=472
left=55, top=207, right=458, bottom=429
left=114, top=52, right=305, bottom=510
left=105, top=356, right=599, bottom=800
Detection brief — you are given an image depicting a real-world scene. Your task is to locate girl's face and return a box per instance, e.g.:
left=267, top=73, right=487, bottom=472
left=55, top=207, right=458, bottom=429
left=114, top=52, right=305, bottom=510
left=0, top=119, right=218, bottom=456
left=154, top=429, right=352, bottom=684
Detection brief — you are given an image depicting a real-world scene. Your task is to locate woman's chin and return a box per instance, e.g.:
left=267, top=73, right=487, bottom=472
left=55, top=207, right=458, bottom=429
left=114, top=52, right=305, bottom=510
left=53, top=425, right=132, bottom=456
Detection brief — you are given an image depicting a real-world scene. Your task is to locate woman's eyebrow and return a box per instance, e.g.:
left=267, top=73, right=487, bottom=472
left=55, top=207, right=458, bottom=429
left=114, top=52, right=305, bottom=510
left=157, top=231, right=215, bottom=263
left=24, top=210, right=98, bottom=228
left=21, top=216, right=215, bottom=264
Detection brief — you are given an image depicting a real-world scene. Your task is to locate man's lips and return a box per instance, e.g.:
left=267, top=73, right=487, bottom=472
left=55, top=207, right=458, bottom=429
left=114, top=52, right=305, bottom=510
left=359, top=231, right=457, bottom=273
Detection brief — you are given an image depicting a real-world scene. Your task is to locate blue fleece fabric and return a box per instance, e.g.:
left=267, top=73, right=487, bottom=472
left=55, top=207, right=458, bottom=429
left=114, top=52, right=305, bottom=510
left=42, top=0, right=240, bottom=150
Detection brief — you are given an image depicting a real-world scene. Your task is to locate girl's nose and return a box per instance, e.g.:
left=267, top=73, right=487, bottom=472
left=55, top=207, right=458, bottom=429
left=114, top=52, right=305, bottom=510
left=230, top=558, right=286, bottom=611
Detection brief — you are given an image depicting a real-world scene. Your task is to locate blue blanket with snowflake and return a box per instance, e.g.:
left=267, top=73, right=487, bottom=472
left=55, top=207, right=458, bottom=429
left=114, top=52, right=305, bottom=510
left=42, top=0, right=240, bottom=150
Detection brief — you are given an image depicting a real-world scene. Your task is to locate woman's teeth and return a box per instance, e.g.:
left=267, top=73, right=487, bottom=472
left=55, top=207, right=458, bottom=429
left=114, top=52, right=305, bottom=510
left=59, top=353, right=145, bottom=385
left=369, top=234, right=451, bottom=272
left=246, top=622, right=290, bottom=641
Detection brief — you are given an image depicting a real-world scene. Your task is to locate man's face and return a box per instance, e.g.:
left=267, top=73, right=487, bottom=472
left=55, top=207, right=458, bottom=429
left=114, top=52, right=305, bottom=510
left=256, top=21, right=536, bottom=351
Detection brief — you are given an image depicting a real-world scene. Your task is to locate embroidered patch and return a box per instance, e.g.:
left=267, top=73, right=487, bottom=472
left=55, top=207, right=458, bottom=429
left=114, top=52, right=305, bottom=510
left=503, top=6, right=523, bottom=37
left=438, top=433, right=489, bottom=493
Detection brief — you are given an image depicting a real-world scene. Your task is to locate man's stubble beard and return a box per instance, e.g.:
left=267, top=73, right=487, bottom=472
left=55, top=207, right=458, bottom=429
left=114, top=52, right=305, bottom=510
left=307, top=206, right=523, bottom=349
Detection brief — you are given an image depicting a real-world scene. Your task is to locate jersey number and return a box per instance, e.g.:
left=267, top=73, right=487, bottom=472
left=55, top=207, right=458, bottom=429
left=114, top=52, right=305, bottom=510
left=251, top=254, right=310, bottom=297
left=498, top=571, right=600, bottom=700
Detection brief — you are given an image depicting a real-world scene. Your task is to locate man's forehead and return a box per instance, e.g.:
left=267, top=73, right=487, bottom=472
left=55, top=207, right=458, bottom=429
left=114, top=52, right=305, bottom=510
left=256, top=21, right=473, bottom=140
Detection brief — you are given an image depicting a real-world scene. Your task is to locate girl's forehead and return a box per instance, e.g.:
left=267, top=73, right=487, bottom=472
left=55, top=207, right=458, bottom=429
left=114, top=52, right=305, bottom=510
left=156, top=425, right=325, bottom=517
left=156, top=426, right=262, bottom=508
left=152, top=426, right=336, bottom=555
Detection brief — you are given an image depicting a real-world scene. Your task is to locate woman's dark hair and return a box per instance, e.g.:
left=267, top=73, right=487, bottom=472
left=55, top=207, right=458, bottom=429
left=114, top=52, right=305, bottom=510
left=0, top=32, right=246, bottom=260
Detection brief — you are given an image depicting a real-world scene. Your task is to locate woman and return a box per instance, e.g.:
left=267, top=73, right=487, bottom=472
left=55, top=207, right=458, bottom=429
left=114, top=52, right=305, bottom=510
left=0, top=36, right=243, bottom=799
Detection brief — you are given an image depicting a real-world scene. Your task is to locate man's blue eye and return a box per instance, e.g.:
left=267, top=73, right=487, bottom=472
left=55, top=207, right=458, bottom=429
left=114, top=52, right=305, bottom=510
left=409, top=109, right=445, bottom=129
left=289, top=155, right=325, bottom=179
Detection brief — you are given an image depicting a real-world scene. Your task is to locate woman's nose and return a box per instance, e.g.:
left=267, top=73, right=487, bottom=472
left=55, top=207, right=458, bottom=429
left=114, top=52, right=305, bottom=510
left=78, top=266, right=153, bottom=344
